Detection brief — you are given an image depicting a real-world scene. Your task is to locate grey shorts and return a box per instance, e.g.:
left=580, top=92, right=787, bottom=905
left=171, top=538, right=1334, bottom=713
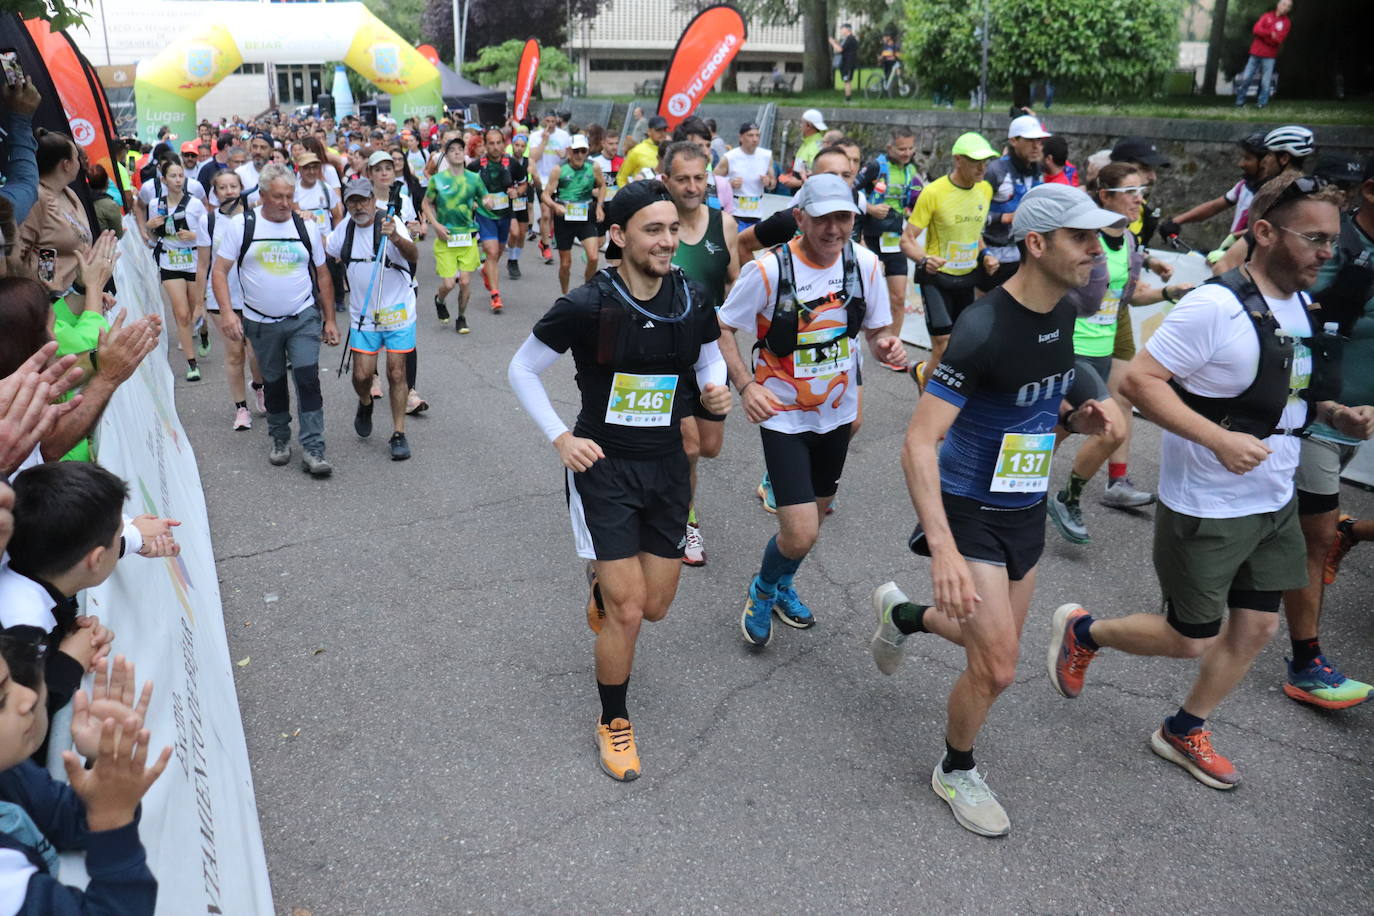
left=1066, top=354, right=1111, bottom=407
left=1294, top=436, right=1358, bottom=498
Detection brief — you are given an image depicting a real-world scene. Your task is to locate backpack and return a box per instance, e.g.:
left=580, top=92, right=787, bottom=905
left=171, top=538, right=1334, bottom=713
left=761, top=242, right=866, bottom=359
left=236, top=208, right=321, bottom=307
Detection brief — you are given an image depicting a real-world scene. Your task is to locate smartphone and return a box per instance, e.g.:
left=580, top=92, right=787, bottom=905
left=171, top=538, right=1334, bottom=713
left=37, top=247, right=56, bottom=285
left=0, top=50, right=24, bottom=88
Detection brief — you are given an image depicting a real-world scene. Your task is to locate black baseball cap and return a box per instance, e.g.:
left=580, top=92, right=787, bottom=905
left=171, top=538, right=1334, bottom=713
left=646, top=115, right=669, bottom=131
left=1110, top=136, right=1171, bottom=168
left=1312, top=152, right=1365, bottom=188
left=739, top=122, right=759, bottom=135
left=601, top=179, right=673, bottom=234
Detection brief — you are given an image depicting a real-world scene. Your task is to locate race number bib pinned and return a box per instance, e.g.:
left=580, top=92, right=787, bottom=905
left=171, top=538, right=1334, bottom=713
left=793, top=337, right=853, bottom=379
left=990, top=432, right=1055, bottom=493
left=880, top=232, right=902, bottom=254
left=1089, top=287, right=1123, bottom=325
left=485, top=192, right=509, bottom=211
left=737, top=195, right=761, bottom=214
left=372, top=303, right=409, bottom=330
left=166, top=246, right=194, bottom=270
left=945, top=241, right=979, bottom=272
left=565, top=201, right=589, bottom=222
left=311, top=209, right=331, bottom=235
left=446, top=231, right=474, bottom=247
left=606, top=373, right=677, bottom=427
left=512, top=197, right=528, bottom=212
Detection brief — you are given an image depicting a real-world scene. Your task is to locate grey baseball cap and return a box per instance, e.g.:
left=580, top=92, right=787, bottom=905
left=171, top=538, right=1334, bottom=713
left=343, top=177, right=374, bottom=200
left=1012, top=183, right=1127, bottom=241
left=794, top=173, right=859, bottom=217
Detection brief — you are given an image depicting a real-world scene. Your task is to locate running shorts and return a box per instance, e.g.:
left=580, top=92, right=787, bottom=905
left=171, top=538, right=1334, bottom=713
left=1295, top=436, right=1360, bottom=515
left=760, top=424, right=852, bottom=508
left=919, top=272, right=977, bottom=337
left=348, top=323, right=417, bottom=355
left=476, top=213, right=510, bottom=245
left=909, top=493, right=1046, bottom=582
left=863, top=235, right=910, bottom=278
left=554, top=214, right=599, bottom=250
left=160, top=268, right=195, bottom=283
left=433, top=236, right=480, bottom=276
left=565, top=452, right=691, bottom=561
left=1066, top=354, right=1111, bottom=407
left=1112, top=308, right=1136, bottom=361
left=976, top=259, right=1018, bottom=292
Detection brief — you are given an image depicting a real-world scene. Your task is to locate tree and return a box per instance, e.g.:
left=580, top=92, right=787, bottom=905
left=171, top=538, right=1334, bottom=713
left=0, top=0, right=90, bottom=30
left=363, top=0, right=425, bottom=45
left=726, top=0, right=834, bottom=92
left=464, top=38, right=572, bottom=94
left=423, top=0, right=602, bottom=66
left=903, top=0, right=1183, bottom=101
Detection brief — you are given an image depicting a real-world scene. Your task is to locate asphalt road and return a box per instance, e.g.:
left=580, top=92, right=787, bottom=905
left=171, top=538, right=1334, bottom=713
left=170, top=241, right=1374, bottom=915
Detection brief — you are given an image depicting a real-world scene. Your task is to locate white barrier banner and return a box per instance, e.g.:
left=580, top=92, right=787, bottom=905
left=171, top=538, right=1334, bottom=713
left=57, top=224, right=274, bottom=914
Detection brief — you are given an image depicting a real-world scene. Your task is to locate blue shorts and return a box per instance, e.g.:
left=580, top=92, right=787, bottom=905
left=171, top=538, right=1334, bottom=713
left=349, top=323, right=416, bottom=354
left=477, top=213, right=510, bottom=245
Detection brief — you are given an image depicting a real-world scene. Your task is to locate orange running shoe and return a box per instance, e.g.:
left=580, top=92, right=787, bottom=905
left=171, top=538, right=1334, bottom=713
left=1323, top=515, right=1358, bottom=585
left=1149, top=725, right=1240, bottom=790
left=490, top=291, right=503, bottom=313
left=1047, top=604, right=1097, bottom=699
left=585, top=562, right=605, bottom=634
left=594, top=718, right=640, bottom=781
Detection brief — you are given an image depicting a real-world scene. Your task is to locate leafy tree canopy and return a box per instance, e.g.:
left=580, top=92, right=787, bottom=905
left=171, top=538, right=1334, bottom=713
left=464, top=38, right=571, bottom=88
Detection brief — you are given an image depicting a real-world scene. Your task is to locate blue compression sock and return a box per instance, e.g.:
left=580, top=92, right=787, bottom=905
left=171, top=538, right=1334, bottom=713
left=758, top=535, right=803, bottom=591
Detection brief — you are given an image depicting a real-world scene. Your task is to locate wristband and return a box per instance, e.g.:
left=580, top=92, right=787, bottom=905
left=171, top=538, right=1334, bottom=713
left=916, top=257, right=928, bottom=273
left=1059, top=407, right=1078, bottom=433
left=739, top=380, right=756, bottom=393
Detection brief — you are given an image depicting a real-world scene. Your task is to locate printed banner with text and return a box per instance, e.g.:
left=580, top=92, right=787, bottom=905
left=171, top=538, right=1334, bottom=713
left=656, top=4, right=747, bottom=130
left=513, top=39, right=540, bottom=122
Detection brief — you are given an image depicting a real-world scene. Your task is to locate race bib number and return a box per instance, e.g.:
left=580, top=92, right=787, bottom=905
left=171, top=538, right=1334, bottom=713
left=372, top=303, right=409, bottom=330
left=793, top=336, right=853, bottom=379
left=880, top=232, right=902, bottom=254
left=1289, top=340, right=1311, bottom=407
left=512, top=197, right=528, bottom=212
left=605, top=373, right=677, bottom=427
left=311, top=209, right=331, bottom=234
left=946, top=241, right=979, bottom=272
left=446, top=231, right=473, bottom=247
left=485, top=192, right=509, bottom=210
left=737, top=195, right=761, bottom=214
left=1089, top=287, right=1123, bottom=325
left=565, top=201, right=589, bottom=222
left=166, top=246, right=194, bottom=270
left=990, top=432, right=1055, bottom=493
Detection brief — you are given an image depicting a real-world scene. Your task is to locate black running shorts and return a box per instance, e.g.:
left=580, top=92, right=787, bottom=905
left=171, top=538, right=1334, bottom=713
left=918, top=272, right=977, bottom=337
left=975, top=259, right=1018, bottom=292
left=554, top=215, right=599, bottom=250
left=909, top=493, right=1047, bottom=582
left=862, top=236, right=910, bottom=278
left=566, top=452, right=691, bottom=561
left=760, top=424, right=853, bottom=508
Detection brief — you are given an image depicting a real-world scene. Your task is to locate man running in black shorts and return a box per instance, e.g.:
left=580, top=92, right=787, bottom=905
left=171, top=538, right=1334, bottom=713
left=857, top=128, right=923, bottom=365
left=508, top=181, right=731, bottom=781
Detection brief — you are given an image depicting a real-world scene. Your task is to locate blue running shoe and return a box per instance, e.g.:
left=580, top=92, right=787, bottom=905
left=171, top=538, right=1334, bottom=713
left=773, top=585, right=815, bottom=629
left=756, top=473, right=777, bottom=514
left=741, top=577, right=774, bottom=646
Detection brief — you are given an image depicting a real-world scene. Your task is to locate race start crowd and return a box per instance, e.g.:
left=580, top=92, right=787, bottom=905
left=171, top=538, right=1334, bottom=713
left=0, top=65, right=1368, bottom=909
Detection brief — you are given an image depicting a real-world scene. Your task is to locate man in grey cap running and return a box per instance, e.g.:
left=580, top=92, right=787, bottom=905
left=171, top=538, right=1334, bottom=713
left=869, top=183, right=1123, bottom=837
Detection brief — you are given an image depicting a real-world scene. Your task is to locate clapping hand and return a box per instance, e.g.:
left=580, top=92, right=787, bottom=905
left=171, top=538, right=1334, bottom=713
left=71, top=656, right=154, bottom=759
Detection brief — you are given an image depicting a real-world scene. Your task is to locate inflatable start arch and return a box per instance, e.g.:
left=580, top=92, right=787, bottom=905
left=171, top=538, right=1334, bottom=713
left=134, top=1, right=442, bottom=138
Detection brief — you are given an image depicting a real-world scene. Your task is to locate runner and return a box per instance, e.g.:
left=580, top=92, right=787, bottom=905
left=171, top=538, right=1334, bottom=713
left=1045, top=161, right=1193, bottom=544
left=530, top=112, right=570, bottom=262
left=903, top=132, right=1000, bottom=389
left=505, top=132, right=532, bottom=279
left=616, top=116, right=667, bottom=187
left=543, top=134, right=606, bottom=295
left=235, top=132, right=272, bottom=198
left=202, top=169, right=266, bottom=430
left=870, top=183, right=1122, bottom=836
left=718, top=174, right=905, bottom=647
left=506, top=180, right=731, bottom=780
left=778, top=110, right=827, bottom=190
left=292, top=151, right=342, bottom=239
left=979, top=115, right=1049, bottom=291
left=328, top=177, right=419, bottom=461
left=422, top=137, right=485, bottom=334
left=856, top=127, right=923, bottom=364
left=1046, top=174, right=1370, bottom=790
left=1106, top=136, right=1173, bottom=248
left=472, top=127, right=518, bottom=312
left=145, top=159, right=212, bottom=381
left=660, top=140, right=739, bottom=566
left=1280, top=156, right=1374, bottom=709
left=715, top=122, right=775, bottom=227
left=1210, top=125, right=1317, bottom=275
left=1158, top=133, right=1272, bottom=254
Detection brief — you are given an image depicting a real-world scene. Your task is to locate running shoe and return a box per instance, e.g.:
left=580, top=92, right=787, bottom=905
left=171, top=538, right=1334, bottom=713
left=434, top=296, right=450, bottom=323
left=1323, top=515, right=1358, bottom=585
left=881, top=358, right=907, bottom=372
left=253, top=385, right=266, bottom=416
left=301, top=453, right=333, bottom=478
left=683, top=523, right=706, bottom=567
left=481, top=269, right=492, bottom=292
left=406, top=390, right=429, bottom=415
left=354, top=400, right=374, bottom=438
left=756, top=473, right=777, bottom=514
left=456, top=315, right=470, bottom=335
left=389, top=431, right=411, bottom=461
left=773, top=586, right=814, bottom=628
left=490, top=292, right=503, bottom=313
left=269, top=440, right=291, bottom=466
left=1149, top=725, right=1240, bottom=790
left=910, top=360, right=927, bottom=392
left=931, top=763, right=1010, bottom=837
left=197, top=326, right=211, bottom=357
left=370, top=381, right=383, bottom=400
left=594, top=717, right=640, bottom=781
left=508, top=260, right=522, bottom=279
left=870, top=581, right=911, bottom=676
left=185, top=365, right=201, bottom=382
left=825, top=495, right=836, bottom=516
left=585, top=562, right=605, bottom=634
left=1047, top=603, right=1096, bottom=699
left=740, top=577, right=774, bottom=647
left=1283, top=655, right=1372, bottom=710
left=1047, top=493, right=1090, bottom=544
left=1101, top=476, right=1156, bottom=508
left=540, top=243, right=553, bottom=264
left=233, top=406, right=252, bottom=431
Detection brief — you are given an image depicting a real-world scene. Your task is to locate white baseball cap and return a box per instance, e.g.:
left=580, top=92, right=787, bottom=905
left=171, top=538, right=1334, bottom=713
left=794, top=173, right=859, bottom=217
left=801, top=108, right=828, bottom=131
left=569, top=134, right=590, bottom=150
left=1008, top=115, right=1051, bottom=140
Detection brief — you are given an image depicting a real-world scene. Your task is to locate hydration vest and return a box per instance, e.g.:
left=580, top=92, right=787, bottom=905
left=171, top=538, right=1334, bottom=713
left=236, top=209, right=321, bottom=312
left=761, top=242, right=866, bottom=359
left=151, top=193, right=191, bottom=263
left=1170, top=268, right=1341, bottom=438
left=1314, top=215, right=1374, bottom=335
left=591, top=267, right=699, bottom=375
left=337, top=218, right=415, bottom=291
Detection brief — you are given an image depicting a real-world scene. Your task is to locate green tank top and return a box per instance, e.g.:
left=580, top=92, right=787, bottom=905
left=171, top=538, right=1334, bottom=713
left=1073, top=234, right=1130, bottom=358
left=557, top=162, right=596, bottom=203
left=672, top=208, right=730, bottom=308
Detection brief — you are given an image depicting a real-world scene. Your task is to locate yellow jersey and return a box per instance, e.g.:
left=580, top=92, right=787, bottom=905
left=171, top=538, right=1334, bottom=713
left=907, top=175, right=992, bottom=277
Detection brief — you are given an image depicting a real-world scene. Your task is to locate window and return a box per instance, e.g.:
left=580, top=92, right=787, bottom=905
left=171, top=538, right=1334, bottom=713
left=588, top=58, right=664, bottom=72
left=232, top=62, right=266, bottom=75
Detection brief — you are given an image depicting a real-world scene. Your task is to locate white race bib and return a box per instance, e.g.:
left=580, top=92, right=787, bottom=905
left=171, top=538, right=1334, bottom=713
left=446, top=231, right=473, bottom=247
left=1089, top=287, right=1123, bottom=325
left=945, top=240, right=979, bottom=272
left=485, top=192, right=509, bottom=211
left=793, top=336, right=853, bottom=379
left=373, top=302, right=410, bottom=330
left=737, top=195, right=761, bottom=214
left=605, top=372, right=677, bottom=427
left=879, top=231, right=902, bottom=254
left=311, top=209, right=332, bottom=235
left=166, top=246, right=194, bottom=270
left=564, top=201, right=589, bottom=222
left=990, top=432, right=1055, bottom=493
left=512, top=197, right=528, bottom=212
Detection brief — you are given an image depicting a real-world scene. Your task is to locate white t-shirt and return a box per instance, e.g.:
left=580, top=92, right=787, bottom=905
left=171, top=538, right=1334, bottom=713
left=533, top=127, right=570, bottom=181
left=152, top=195, right=210, bottom=273
left=406, top=150, right=429, bottom=187
left=235, top=161, right=262, bottom=195
left=214, top=206, right=326, bottom=321
left=1146, top=282, right=1313, bottom=518
left=719, top=239, right=890, bottom=434
left=589, top=153, right=615, bottom=182
left=1223, top=180, right=1255, bottom=234
left=325, top=218, right=416, bottom=333
left=723, top=146, right=774, bottom=206
left=295, top=181, right=337, bottom=237
left=139, top=176, right=206, bottom=207
left=206, top=208, right=245, bottom=312
left=0, top=564, right=58, bottom=632
left=320, top=163, right=343, bottom=192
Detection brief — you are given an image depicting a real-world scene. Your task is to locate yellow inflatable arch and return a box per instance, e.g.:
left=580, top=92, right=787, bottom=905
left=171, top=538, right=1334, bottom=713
left=135, top=2, right=442, bottom=138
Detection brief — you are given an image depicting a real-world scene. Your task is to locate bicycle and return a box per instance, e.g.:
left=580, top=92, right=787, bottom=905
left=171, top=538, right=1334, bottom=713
left=864, top=60, right=914, bottom=100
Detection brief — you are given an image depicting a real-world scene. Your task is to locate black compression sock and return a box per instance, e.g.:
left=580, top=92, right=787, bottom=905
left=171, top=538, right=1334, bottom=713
left=1290, top=638, right=1322, bottom=669
left=942, top=741, right=975, bottom=773
left=405, top=349, right=418, bottom=389
left=251, top=381, right=264, bottom=391
left=892, top=602, right=928, bottom=635
left=187, top=358, right=198, bottom=368
left=1064, top=471, right=1088, bottom=504
left=598, top=679, right=629, bottom=725
left=235, top=400, right=247, bottom=409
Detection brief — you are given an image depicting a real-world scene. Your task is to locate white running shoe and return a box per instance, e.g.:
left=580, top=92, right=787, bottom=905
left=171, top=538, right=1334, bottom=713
left=682, top=523, right=705, bottom=567
left=233, top=406, right=252, bottom=431
left=931, top=763, right=1010, bottom=837
left=870, top=581, right=910, bottom=676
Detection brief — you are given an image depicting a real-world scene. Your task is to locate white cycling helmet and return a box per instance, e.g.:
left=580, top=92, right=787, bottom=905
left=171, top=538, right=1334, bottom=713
left=1263, top=125, right=1315, bottom=158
